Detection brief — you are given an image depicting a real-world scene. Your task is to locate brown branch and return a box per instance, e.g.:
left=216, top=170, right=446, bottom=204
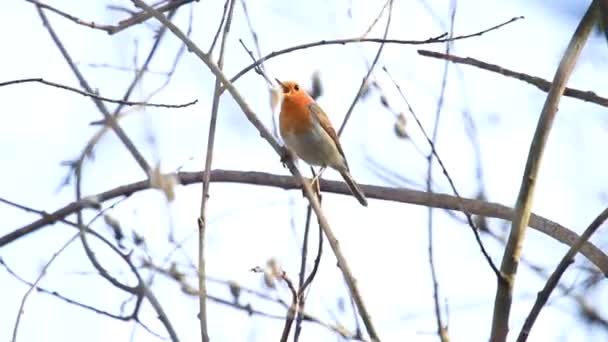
left=2, top=169, right=607, bottom=274
left=0, top=78, right=197, bottom=108
left=517, top=207, right=608, bottom=341
left=417, top=50, right=608, bottom=108
left=490, top=3, right=598, bottom=341
left=129, top=1, right=381, bottom=339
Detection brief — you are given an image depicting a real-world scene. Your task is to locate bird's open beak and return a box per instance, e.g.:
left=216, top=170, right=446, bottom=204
left=275, top=78, right=287, bottom=92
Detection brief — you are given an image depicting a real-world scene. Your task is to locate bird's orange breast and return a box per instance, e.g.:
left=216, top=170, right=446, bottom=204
left=279, top=95, right=314, bottom=136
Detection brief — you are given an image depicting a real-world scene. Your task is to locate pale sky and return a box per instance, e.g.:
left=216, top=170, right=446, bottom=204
left=1, top=0, right=607, bottom=341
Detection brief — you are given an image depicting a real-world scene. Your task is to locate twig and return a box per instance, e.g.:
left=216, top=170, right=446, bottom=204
left=112, top=0, right=196, bottom=35
left=383, top=66, right=501, bottom=278
left=278, top=271, right=299, bottom=342
left=11, top=234, right=79, bottom=342
left=197, top=0, right=236, bottom=340
left=34, top=5, right=151, bottom=173
left=337, top=0, right=393, bottom=136
left=417, top=49, right=608, bottom=108
left=359, top=0, right=391, bottom=38
left=294, top=205, right=325, bottom=342
left=226, top=16, right=524, bottom=92
left=425, top=2, right=456, bottom=341
left=490, top=3, right=598, bottom=341
left=516, top=207, right=608, bottom=341
left=0, top=78, right=196, bottom=108
left=2, top=170, right=607, bottom=274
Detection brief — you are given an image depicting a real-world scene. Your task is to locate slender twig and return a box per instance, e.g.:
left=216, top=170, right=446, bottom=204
left=11, top=234, right=78, bottom=342
left=112, top=0, right=196, bottom=35
left=294, top=204, right=314, bottom=342
left=359, top=0, right=391, bottom=38
left=0, top=78, right=196, bottom=108
left=337, top=0, right=393, bottom=136
left=2, top=170, right=607, bottom=273
left=425, top=3, right=456, bottom=341
left=34, top=5, right=151, bottom=173
left=383, top=66, right=501, bottom=277
left=197, top=0, right=236, bottom=340
left=417, top=49, right=608, bottom=108
left=225, top=16, right=523, bottom=93
left=490, top=3, right=598, bottom=341
left=517, top=207, right=608, bottom=342
left=278, top=271, right=299, bottom=342
left=207, top=0, right=230, bottom=53
left=294, top=205, right=325, bottom=342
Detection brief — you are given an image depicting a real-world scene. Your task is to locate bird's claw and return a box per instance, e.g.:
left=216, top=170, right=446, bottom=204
left=280, top=146, right=293, bottom=168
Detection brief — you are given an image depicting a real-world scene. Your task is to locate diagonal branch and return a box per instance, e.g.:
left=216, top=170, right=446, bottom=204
left=417, top=49, right=608, bottom=108
left=129, top=0, right=381, bottom=340
left=34, top=5, right=151, bottom=173
left=516, top=207, right=608, bottom=341
left=490, top=3, right=598, bottom=341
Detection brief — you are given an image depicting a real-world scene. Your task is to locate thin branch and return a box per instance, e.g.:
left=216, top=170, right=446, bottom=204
left=226, top=16, right=523, bottom=93
left=337, top=0, right=393, bottom=136
left=490, top=3, right=598, bottom=341
left=11, top=234, right=79, bottom=342
left=417, top=49, right=608, bottom=108
left=197, top=0, right=236, bottom=340
left=383, top=66, right=501, bottom=278
left=517, top=207, right=608, bottom=342
left=2, top=170, right=607, bottom=274
left=425, top=2, right=456, bottom=341
left=129, top=1, right=381, bottom=340
left=34, top=5, right=151, bottom=173
left=0, top=78, right=196, bottom=108
left=111, top=0, right=196, bottom=35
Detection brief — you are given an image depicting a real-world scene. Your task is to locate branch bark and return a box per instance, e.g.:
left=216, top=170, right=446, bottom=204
left=489, top=3, right=598, bottom=341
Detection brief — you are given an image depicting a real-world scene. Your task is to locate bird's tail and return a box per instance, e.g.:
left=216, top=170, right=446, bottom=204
left=339, top=170, right=368, bottom=206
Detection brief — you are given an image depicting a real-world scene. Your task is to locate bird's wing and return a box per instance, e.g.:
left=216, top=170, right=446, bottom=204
left=307, top=102, right=349, bottom=168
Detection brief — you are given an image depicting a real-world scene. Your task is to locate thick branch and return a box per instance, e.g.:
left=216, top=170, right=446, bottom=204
left=1, top=169, right=607, bottom=275
left=490, top=3, right=598, bottom=341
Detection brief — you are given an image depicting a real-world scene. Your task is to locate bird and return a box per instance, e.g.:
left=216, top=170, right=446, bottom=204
left=276, top=78, right=368, bottom=206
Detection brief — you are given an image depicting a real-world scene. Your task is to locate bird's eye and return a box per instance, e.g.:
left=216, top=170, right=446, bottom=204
left=294, top=84, right=300, bottom=91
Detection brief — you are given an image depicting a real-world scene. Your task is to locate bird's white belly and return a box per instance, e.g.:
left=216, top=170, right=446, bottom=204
left=282, top=126, right=345, bottom=170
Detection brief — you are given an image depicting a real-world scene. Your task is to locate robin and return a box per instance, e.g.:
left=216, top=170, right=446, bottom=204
left=276, top=79, right=368, bottom=206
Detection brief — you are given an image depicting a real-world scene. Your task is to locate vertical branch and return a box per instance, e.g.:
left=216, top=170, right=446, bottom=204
left=517, top=207, right=608, bottom=341
left=490, top=3, right=598, bottom=341
left=198, top=1, right=236, bottom=341
left=426, top=2, right=456, bottom=341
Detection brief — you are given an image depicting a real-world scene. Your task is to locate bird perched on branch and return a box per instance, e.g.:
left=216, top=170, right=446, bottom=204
left=276, top=78, right=368, bottom=206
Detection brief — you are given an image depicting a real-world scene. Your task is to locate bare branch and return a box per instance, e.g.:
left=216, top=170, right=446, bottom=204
left=490, top=3, right=598, bottom=341
left=417, top=49, right=608, bottom=108
left=0, top=78, right=197, bottom=108
left=517, top=207, right=608, bottom=341
left=198, top=0, right=236, bottom=340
